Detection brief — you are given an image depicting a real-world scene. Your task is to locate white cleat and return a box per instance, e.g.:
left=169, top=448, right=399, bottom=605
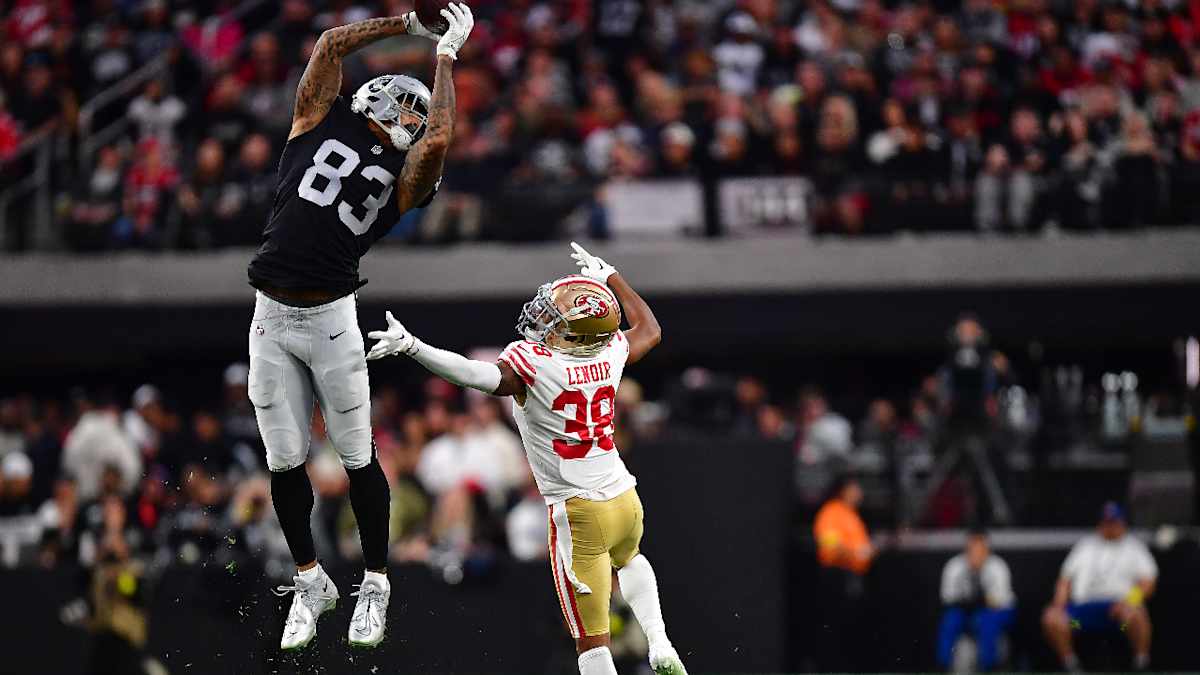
left=649, top=644, right=689, bottom=675
left=348, top=576, right=390, bottom=648
left=274, top=567, right=339, bottom=651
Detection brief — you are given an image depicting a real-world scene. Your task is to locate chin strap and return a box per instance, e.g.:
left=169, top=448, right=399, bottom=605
left=350, top=99, right=414, bottom=151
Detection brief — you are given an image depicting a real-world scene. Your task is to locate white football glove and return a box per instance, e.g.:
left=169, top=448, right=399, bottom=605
left=403, top=11, right=441, bottom=40
left=366, top=311, right=420, bottom=360
left=569, top=241, right=617, bottom=283
left=435, top=2, right=474, bottom=60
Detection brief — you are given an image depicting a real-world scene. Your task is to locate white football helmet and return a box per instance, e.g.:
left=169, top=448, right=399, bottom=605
left=350, top=74, right=431, bottom=151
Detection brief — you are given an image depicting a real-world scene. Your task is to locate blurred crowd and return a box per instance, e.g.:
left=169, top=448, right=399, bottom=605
left=2, top=314, right=1193, bottom=581
left=7, top=0, right=1200, bottom=250
left=0, top=359, right=669, bottom=580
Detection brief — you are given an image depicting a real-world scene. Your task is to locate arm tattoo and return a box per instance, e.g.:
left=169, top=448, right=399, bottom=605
left=396, top=56, right=455, bottom=214
left=291, top=16, right=412, bottom=138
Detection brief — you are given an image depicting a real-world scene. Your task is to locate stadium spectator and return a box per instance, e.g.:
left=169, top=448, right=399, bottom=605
left=221, top=362, right=261, bottom=456
left=127, top=79, right=186, bottom=148
left=0, top=398, right=25, bottom=456
left=226, top=133, right=276, bottom=246
left=0, top=451, right=39, bottom=568
left=119, top=137, right=179, bottom=249
left=176, top=137, right=243, bottom=248
left=936, top=528, right=1016, bottom=672
left=14, top=55, right=60, bottom=134
left=238, top=33, right=293, bottom=137
left=180, top=0, right=245, bottom=72
left=121, top=384, right=163, bottom=463
left=61, top=396, right=140, bottom=501
left=83, top=495, right=155, bottom=675
left=505, top=474, right=549, bottom=563
left=798, top=386, right=853, bottom=463
left=85, top=21, right=134, bottom=101
left=0, top=451, right=36, bottom=514
left=200, top=73, right=256, bottom=152
left=67, top=145, right=124, bottom=251
left=0, top=91, right=19, bottom=162
left=1042, top=502, right=1158, bottom=672
left=714, top=13, right=764, bottom=97
left=796, top=385, right=854, bottom=503
left=975, top=107, right=1047, bottom=233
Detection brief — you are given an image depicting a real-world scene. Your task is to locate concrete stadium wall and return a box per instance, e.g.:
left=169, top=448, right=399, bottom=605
left=1, top=230, right=1199, bottom=306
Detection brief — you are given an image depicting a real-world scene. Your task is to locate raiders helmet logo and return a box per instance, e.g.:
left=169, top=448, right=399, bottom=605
left=574, top=294, right=609, bottom=318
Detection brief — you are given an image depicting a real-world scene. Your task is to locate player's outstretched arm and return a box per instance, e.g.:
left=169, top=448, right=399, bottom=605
left=366, top=311, right=525, bottom=397
left=569, top=242, right=661, bottom=364
left=395, top=4, right=474, bottom=214
left=290, top=15, right=428, bottom=140
left=608, top=272, right=661, bottom=364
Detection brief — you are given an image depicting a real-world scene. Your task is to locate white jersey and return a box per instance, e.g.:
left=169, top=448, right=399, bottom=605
left=499, top=332, right=637, bottom=505
left=1061, top=533, right=1158, bottom=604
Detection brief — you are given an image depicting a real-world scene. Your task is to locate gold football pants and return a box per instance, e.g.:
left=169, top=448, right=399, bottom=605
left=547, top=488, right=644, bottom=638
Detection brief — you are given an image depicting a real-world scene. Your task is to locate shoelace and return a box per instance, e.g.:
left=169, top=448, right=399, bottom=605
left=272, top=578, right=327, bottom=631
left=350, top=584, right=384, bottom=631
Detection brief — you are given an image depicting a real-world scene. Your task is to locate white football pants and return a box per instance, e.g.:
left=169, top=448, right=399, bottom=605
left=248, top=291, right=373, bottom=471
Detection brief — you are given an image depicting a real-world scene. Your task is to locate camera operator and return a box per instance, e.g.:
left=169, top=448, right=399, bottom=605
left=916, top=314, right=1013, bottom=526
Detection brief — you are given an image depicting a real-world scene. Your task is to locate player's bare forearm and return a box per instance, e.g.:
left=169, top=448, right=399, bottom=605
left=395, top=55, right=455, bottom=213
left=609, top=272, right=661, bottom=364
left=290, top=16, right=413, bottom=139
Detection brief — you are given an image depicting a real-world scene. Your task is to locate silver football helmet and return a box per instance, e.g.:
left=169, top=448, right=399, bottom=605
left=350, top=74, right=431, bottom=151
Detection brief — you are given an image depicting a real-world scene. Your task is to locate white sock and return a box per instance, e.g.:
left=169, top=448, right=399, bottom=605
left=577, top=646, right=618, bottom=675
left=363, top=569, right=390, bottom=589
left=617, top=554, right=669, bottom=650
left=297, top=564, right=322, bottom=581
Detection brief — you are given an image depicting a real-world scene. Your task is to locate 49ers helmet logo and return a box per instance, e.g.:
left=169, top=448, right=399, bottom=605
left=574, top=294, right=609, bottom=318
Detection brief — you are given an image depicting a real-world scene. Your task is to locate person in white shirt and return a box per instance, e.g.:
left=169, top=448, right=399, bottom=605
left=936, top=528, right=1015, bottom=671
left=62, top=399, right=141, bottom=501
left=1042, top=502, right=1157, bottom=672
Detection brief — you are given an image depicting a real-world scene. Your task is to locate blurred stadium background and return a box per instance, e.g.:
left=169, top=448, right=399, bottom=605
left=1, top=0, right=1200, bottom=674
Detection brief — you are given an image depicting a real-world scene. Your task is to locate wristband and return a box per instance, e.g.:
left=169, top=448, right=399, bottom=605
left=1124, top=587, right=1144, bottom=607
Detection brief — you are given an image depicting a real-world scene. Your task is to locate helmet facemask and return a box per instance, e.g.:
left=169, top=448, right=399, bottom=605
left=350, top=75, right=431, bottom=151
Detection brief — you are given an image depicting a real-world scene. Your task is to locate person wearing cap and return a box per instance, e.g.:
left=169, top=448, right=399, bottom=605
left=122, top=384, right=163, bottom=459
left=658, top=122, right=697, bottom=177
left=936, top=527, right=1015, bottom=671
left=1042, top=502, right=1157, bottom=672
left=0, top=451, right=35, bottom=516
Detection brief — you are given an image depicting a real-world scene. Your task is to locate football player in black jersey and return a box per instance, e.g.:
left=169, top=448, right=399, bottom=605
left=246, top=2, right=473, bottom=651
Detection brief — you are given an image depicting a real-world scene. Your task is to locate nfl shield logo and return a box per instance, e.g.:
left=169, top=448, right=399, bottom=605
left=371, top=145, right=383, bottom=155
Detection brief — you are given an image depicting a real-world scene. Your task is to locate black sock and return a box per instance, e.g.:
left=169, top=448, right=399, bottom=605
left=347, top=457, right=391, bottom=571
left=270, top=465, right=316, bottom=567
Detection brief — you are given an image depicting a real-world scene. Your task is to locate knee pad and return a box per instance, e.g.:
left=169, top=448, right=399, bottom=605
left=328, top=421, right=374, bottom=470
left=264, top=432, right=309, bottom=472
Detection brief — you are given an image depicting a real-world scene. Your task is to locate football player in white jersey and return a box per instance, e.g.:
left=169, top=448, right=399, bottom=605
left=366, top=243, right=687, bottom=675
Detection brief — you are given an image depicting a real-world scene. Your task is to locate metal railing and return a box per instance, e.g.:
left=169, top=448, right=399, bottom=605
left=76, top=50, right=174, bottom=174
left=0, top=129, right=56, bottom=250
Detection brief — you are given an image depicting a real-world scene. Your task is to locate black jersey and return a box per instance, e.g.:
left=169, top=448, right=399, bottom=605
left=248, top=96, right=435, bottom=293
